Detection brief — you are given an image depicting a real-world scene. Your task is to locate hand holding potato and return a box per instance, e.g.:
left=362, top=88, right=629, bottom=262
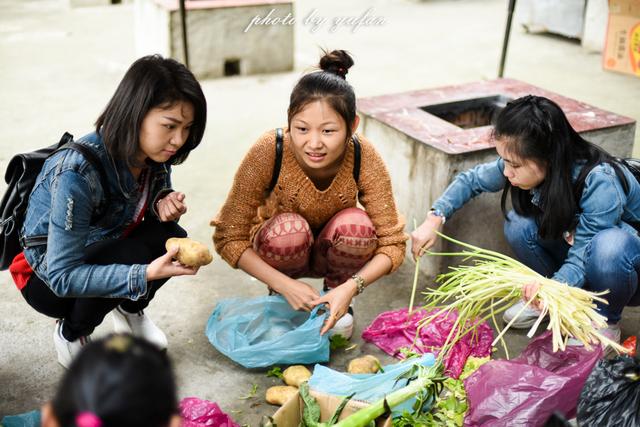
left=165, top=237, right=213, bottom=267
left=146, top=246, right=199, bottom=281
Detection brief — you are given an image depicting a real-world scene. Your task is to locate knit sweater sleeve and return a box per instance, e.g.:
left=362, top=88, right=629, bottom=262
left=357, top=137, right=408, bottom=273
left=212, top=131, right=276, bottom=267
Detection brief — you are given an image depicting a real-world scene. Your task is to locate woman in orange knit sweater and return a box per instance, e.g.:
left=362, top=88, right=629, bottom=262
left=212, top=50, right=406, bottom=338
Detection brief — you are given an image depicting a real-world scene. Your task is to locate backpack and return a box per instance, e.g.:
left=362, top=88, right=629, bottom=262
left=574, top=158, right=640, bottom=199
left=0, top=132, right=110, bottom=270
left=266, top=127, right=361, bottom=193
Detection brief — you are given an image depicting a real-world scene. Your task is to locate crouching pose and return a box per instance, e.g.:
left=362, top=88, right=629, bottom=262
left=11, top=55, right=207, bottom=367
left=411, top=95, right=640, bottom=348
left=212, top=50, right=407, bottom=338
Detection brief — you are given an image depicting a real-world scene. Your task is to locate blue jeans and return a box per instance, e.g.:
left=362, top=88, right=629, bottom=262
left=503, top=210, right=640, bottom=323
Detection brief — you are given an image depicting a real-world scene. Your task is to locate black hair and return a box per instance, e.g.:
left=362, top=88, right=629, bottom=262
left=51, top=334, right=178, bottom=427
left=288, top=49, right=357, bottom=138
left=497, top=95, right=628, bottom=239
left=95, top=54, right=207, bottom=168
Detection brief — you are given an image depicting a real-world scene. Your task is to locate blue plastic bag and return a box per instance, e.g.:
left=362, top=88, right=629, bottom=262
left=205, top=294, right=330, bottom=368
left=308, top=353, right=436, bottom=414
left=1, top=410, right=41, bottom=427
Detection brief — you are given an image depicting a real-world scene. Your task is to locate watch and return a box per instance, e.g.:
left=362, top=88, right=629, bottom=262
left=351, top=274, right=366, bottom=295
left=429, top=208, right=446, bottom=225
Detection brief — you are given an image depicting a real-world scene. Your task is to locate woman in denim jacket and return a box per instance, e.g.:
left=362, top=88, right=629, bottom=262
left=12, top=55, right=207, bottom=368
left=411, top=95, right=640, bottom=347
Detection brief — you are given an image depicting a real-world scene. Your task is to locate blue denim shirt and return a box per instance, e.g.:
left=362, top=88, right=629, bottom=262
left=22, top=131, right=173, bottom=299
left=432, top=157, right=640, bottom=287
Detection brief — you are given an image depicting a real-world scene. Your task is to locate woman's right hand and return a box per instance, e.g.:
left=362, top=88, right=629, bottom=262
left=410, top=212, right=445, bottom=260
left=273, top=278, right=320, bottom=312
left=146, top=246, right=199, bottom=281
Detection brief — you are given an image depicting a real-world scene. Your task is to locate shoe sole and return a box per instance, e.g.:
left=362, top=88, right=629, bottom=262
left=502, top=316, right=547, bottom=329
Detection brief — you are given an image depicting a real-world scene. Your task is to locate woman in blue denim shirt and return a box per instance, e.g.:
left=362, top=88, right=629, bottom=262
left=411, top=95, right=640, bottom=348
left=16, top=55, right=207, bottom=368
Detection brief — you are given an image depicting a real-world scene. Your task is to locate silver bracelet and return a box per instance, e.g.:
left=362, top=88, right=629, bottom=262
left=351, top=274, right=366, bottom=295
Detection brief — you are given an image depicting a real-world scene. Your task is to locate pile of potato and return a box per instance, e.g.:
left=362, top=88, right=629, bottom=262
left=265, top=355, right=383, bottom=406
left=266, top=365, right=312, bottom=405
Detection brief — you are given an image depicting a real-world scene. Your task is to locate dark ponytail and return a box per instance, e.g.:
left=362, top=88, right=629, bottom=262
left=288, top=49, right=357, bottom=137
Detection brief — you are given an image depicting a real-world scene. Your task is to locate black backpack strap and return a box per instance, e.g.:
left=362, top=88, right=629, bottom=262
left=21, top=140, right=110, bottom=249
left=64, top=142, right=111, bottom=204
left=352, top=133, right=361, bottom=183
left=267, top=128, right=284, bottom=194
left=58, top=131, right=74, bottom=148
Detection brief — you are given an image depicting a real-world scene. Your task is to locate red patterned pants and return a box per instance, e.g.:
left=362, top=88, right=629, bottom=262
left=253, top=208, right=377, bottom=288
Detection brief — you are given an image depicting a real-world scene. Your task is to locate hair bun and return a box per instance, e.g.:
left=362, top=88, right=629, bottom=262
left=319, top=50, right=354, bottom=79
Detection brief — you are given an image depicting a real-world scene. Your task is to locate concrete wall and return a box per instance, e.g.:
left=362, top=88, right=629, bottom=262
left=582, top=0, right=609, bottom=52
left=134, top=0, right=294, bottom=79
left=582, top=123, right=636, bottom=158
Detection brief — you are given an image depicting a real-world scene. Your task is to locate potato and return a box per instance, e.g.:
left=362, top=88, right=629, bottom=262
left=283, top=365, right=311, bottom=387
left=347, top=355, right=381, bottom=374
left=165, top=237, right=213, bottom=267
left=265, top=385, right=298, bottom=406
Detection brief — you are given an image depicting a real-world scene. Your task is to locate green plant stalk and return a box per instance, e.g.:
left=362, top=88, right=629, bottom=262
left=332, top=371, right=439, bottom=427
left=422, top=231, right=626, bottom=354
left=408, top=256, right=420, bottom=315
left=408, top=218, right=420, bottom=315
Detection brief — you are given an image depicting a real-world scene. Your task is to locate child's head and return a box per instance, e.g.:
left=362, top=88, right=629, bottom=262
left=287, top=50, right=360, bottom=173
left=41, top=334, right=179, bottom=427
left=95, top=55, right=207, bottom=168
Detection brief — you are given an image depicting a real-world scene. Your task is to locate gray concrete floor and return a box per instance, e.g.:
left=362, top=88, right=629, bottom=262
left=1, top=0, right=639, bottom=424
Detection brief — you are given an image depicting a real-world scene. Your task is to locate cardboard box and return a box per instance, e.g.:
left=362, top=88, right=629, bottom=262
left=272, top=389, right=392, bottom=427
left=603, top=0, right=640, bottom=77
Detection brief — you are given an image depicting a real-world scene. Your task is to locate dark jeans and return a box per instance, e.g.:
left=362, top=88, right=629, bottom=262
left=504, top=210, right=640, bottom=323
left=21, top=219, right=186, bottom=341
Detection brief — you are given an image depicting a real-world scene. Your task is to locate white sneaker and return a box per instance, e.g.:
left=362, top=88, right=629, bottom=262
left=53, top=320, right=91, bottom=369
left=112, top=307, right=168, bottom=350
left=502, top=300, right=546, bottom=329
left=568, top=323, right=621, bottom=352
left=329, top=307, right=354, bottom=339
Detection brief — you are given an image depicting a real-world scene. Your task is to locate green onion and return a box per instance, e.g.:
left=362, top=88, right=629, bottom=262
left=420, top=231, right=626, bottom=355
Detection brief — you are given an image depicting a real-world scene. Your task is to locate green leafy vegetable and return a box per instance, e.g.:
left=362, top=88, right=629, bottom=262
left=238, top=383, right=258, bottom=400
left=330, top=334, right=351, bottom=351
left=266, top=366, right=285, bottom=379
left=299, top=382, right=355, bottom=427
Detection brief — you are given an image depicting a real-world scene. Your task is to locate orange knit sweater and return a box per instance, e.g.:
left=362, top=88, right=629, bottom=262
left=211, top=129, right=407, bottom=272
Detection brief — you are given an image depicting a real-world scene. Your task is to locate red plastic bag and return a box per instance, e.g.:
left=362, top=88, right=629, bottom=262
left=180, top=397, right=240, bottom=427
left=464, top=331, right=603, bottom=427
left=361, top=308, right=493, bottom=378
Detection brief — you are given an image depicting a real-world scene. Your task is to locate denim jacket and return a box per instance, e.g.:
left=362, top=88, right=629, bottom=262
left=22, top=131, right=173, bottom=299
left=432, top=157, right=640, bottom=287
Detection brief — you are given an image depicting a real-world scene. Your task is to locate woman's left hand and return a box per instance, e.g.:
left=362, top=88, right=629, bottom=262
left=522, top=281, right=544, bottom=311
left=157, top=191, right=187, bottom=222
left=311, top=280, right=358, bottom=336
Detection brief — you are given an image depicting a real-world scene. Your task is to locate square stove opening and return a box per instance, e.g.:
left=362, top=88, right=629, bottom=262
left=421, top=95, right=514, bottom=129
